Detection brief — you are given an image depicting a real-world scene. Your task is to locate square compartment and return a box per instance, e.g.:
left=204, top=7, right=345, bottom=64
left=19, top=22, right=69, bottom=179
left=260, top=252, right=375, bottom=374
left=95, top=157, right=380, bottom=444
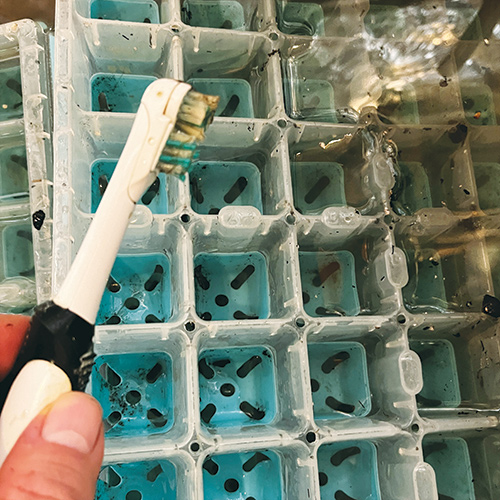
left=183, top=33, right=279, bottom=119
left=317, top=440, right=381, bottom=500
left=308, top=341, right=370, bottom=420
left=2, top=223, right=34, bottom=280
left=0, top=56, right=23, bottom=122
left=188, top=78, right=254, bottom=118
left=189, top=161, right=263, bottom=215
left=97, top=253, right=171, bottom=325
left=92, top=351, right=174, bottom=437
left=474, top=162, right=500, bottom=211
left=0, top=143, right=28, bottom=201
left=461, top=83, right=497, bottom=126
left=410, top=339, right=461, bottom=408
left=194, top=251, right=269, bottom=321
left=277, top=2, right=325, bottom=36
left=202, top=449, right=283, bottom=500
left=89, top=0, right=161, bottom=23
left=91, top=159, right=168, bottom=213
left=392, top=161, right=432, bottom=214
left=96, top=459, right=177, bottom=499
left=377, top=85, right=420, bottom=125
left=423, top=437, right=475, bottom=500
left=198, top=345, right=277, bottom=429
left=91, top=73, right=157, bottom=113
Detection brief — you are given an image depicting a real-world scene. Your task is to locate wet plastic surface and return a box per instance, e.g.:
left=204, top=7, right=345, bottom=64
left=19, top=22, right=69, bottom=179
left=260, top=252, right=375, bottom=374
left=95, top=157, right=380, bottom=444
left=53, top=1, right=500, bottom=499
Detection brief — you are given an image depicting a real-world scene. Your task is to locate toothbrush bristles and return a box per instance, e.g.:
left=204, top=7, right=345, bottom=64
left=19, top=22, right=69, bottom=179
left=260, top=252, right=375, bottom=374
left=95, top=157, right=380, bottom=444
left=158, top=88, right=219, bottom=177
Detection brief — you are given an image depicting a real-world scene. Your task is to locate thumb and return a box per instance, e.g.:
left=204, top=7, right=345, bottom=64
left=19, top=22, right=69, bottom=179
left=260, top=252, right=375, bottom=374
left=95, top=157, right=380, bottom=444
left=0, top=392, right=104, bottom=500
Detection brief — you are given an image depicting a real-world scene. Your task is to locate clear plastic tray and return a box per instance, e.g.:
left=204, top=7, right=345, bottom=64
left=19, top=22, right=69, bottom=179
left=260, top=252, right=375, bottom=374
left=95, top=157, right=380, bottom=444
left=53, top=1, right=500, bottom=499
left=0, top=19, right=52, bottom=312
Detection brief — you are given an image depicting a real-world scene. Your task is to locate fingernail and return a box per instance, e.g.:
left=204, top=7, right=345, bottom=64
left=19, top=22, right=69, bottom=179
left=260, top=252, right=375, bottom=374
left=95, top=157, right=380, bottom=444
left=42, top=392, right=102, bottom=454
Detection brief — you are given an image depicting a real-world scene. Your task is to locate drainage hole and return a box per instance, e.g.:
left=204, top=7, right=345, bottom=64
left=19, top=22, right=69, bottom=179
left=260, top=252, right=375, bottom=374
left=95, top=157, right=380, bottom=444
left=126, top=491, right=142, bottom=500
left=125, top=390, right=141, bottom=405
left=215, top=294, right=229, bottom=307
left=306, top=431, right=316, bottom=443
left=224, top=479, right=239, bottom=493
left=181, top=213, right=190, bottom=223
left=411, top=423, right=420, bottom=433
left=124, top=297, right=140, bottom=310
left=185, top=321, right=196, bottom=332
left=190, top=441, right=200, bottom=452
left=397, top=314, right=407, bottom=324
left=220, top=383, right=235, bottom=397
left=295, top=317, right=305, bottom=328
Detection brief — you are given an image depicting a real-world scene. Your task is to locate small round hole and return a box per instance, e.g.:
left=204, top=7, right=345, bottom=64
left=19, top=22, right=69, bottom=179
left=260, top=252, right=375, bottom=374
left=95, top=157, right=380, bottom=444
left=277, top=118, right=287, bottom=128
left=220, top=383, right=235, bottom=397
left=190, top=441, right=200, bottom=452
left=397, top=314, right=407, bottom=324
left=384, top=214, right=393, bottom=225
left=295, top=317, right=305, bottom=328
left=181, top=213, right=190, bottom=223
left=185, top=321, right=196, bottom=332
left=126, top=491, right=142, bottom=500
left=224, top=479, right=239, bottom=493
left=124, top=297, right=140, bottom=310
left=411, top=423, right=420, bottom=433
left=171, top=24, right=180, bottom=33
left=126, top=390, right=141, bottom=405
left=286, top=213, right=296, bottom=225
left=306, top=431, right=316, bottom=443
left=215, top=294, right=229, bottom=307
left=269, top=31, right=279, bottom=41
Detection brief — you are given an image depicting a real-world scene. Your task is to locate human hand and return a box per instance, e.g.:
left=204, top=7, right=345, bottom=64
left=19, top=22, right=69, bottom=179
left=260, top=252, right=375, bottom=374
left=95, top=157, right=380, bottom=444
left=0, top=314, right=104, bottom=500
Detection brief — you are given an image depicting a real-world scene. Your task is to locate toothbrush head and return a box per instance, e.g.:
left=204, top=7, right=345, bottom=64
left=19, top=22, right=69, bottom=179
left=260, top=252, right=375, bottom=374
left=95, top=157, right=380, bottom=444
left=158, top=89, right=219, bottom=178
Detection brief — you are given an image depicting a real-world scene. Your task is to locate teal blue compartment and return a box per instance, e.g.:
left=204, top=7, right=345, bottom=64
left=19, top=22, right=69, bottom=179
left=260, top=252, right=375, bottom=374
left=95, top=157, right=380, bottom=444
left=188, top=78, right=254, bottom=118
left=423, top=437, right=476, bottom=500
left=308, top=342, right=371, bottom=420
left=203, top=450, right=283, bottom=500
left=2, top=224, right=34, bottom=279
left=277, top=2, right=325, bottom=36
left=0, top=59, right=23, bottom=121
left=292, top=162, right=346, bottom=215
left=91, top=73, right=157, bottom=113
left=474, top=162, right=500, bottom=211
left=97, top=253, right=171, bottom=325
left=91, top=159, right=168, bottom=213
left=290, top=79, right=336, bottom=123
left=0, top=145, right=29, bottom=200
left=96, top=459, right=177, bottom=499
left=461, top=84, right=497, bottom=126
left=299, top=251, right=360, bottom=317
left=90, top=0, right=160, bottom=23
left=198, top=346, right=277, bottom=429
left=92, top=352, right=174, bottom=437
left=391, top=161, right=432, bottom=215
left=403, top=250, right=448, bottom=313
left=411, top=339, right=461, bottom=408
left=181, top=1, right=246, bottom=30
left=189, top=161, right=263, bottom=215
left=194, top=252, right=270, bottom=321
left=317, top=440, right=381, bottom=500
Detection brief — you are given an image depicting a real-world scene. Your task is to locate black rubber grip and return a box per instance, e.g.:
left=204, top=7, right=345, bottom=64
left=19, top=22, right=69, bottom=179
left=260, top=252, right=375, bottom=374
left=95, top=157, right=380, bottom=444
left=0, top=301, right=95, bottom=412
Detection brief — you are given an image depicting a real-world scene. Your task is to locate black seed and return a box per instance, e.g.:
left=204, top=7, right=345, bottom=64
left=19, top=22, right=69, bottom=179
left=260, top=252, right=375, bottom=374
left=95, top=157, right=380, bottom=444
left=145, top=314, right=162, bottom=323
left=325, top=396, right=355, bottom=413
left=6, top=78, right=22, bottom=95
left=220, top=383, right=235, bottom=397
left=203, top=458, right=219, bottom=476
left=416, top=394, right=442, bottom=407
left=144, top=264, right=164, bottom=291
left=236, top=355, right=262, bottom=378
left=212, top=359, right=230, bottom=368
left=199, top=358, right=215, bottom=379
left=32, top=210, right=45, bottom=230
left=240, top=401, right=265, bottom=420
left=220, top=94, right=240, bottom=118
left=98, top=174, right=109, bottom=197
left=99, top=363, right=121, bottom=386
left=321, top=351, right=350, bottom=374
left=104, top=315, right=121, bottom=325
left=319, top=472, right=328, bottom=486
left=242, top=452, right=270, bottom=472
left=124, top=297, right=140, bottom=310
left=231, top=264, right=256, bottom=289
left=311, top=379, right=320, bottom=392
left=304, top=176, right=330, bottom=204
left=190, top=176, right=204, bottom=204
left=141, top=177, right=160, bottom=205
left=195, top=265, right=210, bottom=290
left=147, top=408, right=167, bottom=427
left=106, top=275, right=121, bottom=293
left=208, top=207, right=220, bottom=215
left=98, top=92, right=111, bottom=112
left=335, top=491, right=356, bottom=500
left=215, top=294, right=229, bottom=306
left=224, top=479, right=239, bottom=493
left=330, top=446, right=361, bottom=466
left=482, top=294, right=500, bottom=318
left=302, top=292, right=310, bottom=304
left=233, top=310, right=259, bottom=320
left=200, top=403, right=216, bottom=424
left=146, top=362, right=164, bottom=384
left=146, top=464, right=163, bottom=482
left=224, top=176, right=248, bottom=203
left=312, top=261, right=340, bottom=286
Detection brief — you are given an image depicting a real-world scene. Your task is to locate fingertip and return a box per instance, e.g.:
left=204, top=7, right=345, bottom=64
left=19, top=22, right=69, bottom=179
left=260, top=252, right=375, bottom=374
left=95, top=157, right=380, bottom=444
left=0, top=314, right=30, bottom=380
